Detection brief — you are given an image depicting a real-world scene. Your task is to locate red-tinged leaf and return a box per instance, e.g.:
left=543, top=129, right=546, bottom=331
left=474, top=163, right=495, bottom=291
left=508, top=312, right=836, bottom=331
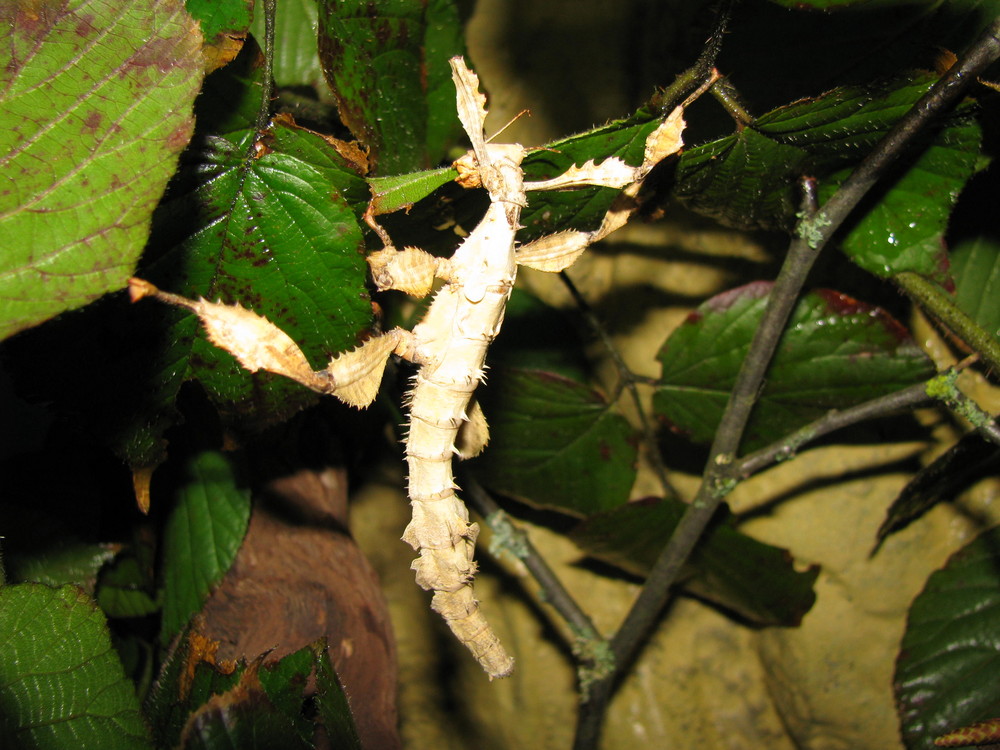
left=654, top=283, right=935, bottom=453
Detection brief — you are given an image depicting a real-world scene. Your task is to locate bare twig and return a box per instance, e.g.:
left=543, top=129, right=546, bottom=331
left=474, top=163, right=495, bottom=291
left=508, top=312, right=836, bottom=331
left=735, top=380, right=935, bottom=478
left=572, top=16, right=1000, bottom=750
left=926, top=369, right=1000, bottom=447
left=459, top=473, right=607, bottom=653
left=558, top=271, right=678, bottom=500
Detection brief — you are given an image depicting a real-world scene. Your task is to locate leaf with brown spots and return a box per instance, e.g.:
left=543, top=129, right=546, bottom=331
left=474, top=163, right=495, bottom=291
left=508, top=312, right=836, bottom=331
left=316, top=0, right=464, bottom=173
left=0, top=0, right=204, bottom=339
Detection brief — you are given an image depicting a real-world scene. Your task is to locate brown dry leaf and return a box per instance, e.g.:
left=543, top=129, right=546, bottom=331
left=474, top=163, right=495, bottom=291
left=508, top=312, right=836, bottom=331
left=132, top=466, right=154, bottom=514
left=202, top=31, right=246, bottom=73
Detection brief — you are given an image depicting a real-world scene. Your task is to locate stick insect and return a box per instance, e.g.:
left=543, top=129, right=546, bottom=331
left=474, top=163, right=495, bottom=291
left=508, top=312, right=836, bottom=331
left=131, top=57, right=703, bottom=678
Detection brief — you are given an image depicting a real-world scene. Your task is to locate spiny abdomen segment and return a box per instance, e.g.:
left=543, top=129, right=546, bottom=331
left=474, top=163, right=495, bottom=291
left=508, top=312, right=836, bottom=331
left=401, top=376, right=514, bottom=678
left=402, top=480, right=515, bottom=679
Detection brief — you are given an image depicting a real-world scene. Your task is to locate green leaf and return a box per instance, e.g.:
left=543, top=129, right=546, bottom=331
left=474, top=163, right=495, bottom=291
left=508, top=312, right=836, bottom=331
left=144, top=633, right=243, bottom=749
left=4, top=540, right=117, bottom=594
left=0, top=584, right=152, bottom=749
left=471, top=368, right=637, bottom=515
left=180, top=668, right=312, bottom=750
left=368, top=166, right=458, bottom=215
left=489, top=289, right=590, bottom=382
left=96, top=552, right=161, bottom=619
left=519, top=109, right=660, bottom=243
left=186, top=0, right=252, bottom=45
left=316, top=0, right=464, bottom=173
left=895, top=526, right=1000, bottom=750
left=140, top=45, right=374, bottom=437
left=654, top=283, right=935, bottom=453
left=314, top=641, right=363, bottom=750
left=161, top=451, right=252, bottom=640
left=250, top=0, right=329, bottom=96
left=256, top=646, right=316, bottom=745
left=675, top=75, right=981, bottom=279
left=571, top=498, right=818, bottom=626
left=951, top=235, right=1000, bottom=345
left=0, top=0, right=204, bottom=339
left=822, top=114, right=981, bottom=280
left=875, top=433, right=1000, bottom=549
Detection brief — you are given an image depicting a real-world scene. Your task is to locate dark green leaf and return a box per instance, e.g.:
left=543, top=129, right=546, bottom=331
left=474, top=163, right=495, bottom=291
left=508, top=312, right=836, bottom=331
left=186, top=0, right=253, bottom=45
left=0, top=584, right=152, bottom=749
left=571, top=498, right=818, bottom=626
left=180, top=668, right=312, bottom=750
left=876, top=433, right=1000, bottom=549
left=257, top=646, right=316, bottom=744
left=951, top=236, right=1000, bottom=346
left=472, top=368, right=636, bottom=515
left=144, top=632, right=243, bottom=749
left=161, top=452, right=252, bottom=640
left=4, top=540, right=117, bottom=594
left=895, top=526, right=1000, bottom=750
left=314, top=642, right=363, bottom=750
left=489, top=289, right=590, bottom=382
left=675, top=75, right=981, bottom=279
left=250, top=0, right=329, bottom=96
left=654, top=283, right=935, bottom=453
left=316, top=0, right=464, bottom=173
left=96, top=552, right=161, bottom=619
left=821, top=113, right=981, bottom=279
left=0, top=0, right=204, bottom=339
left=519, top=109, right=661, bottom=243
left=140, top=46, right=374, bottom=436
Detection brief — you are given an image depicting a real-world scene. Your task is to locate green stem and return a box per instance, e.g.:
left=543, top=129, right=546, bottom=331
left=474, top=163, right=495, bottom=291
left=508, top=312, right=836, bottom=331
left=896, top=271, right=1000, bottom=376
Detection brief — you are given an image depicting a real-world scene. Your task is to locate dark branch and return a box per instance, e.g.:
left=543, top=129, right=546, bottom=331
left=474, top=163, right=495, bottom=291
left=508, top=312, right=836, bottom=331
left=572, top=16, right=1000, bottom=750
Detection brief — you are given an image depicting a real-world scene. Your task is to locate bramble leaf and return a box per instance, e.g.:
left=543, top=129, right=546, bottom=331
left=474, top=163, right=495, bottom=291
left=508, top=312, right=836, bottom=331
left=571, top=497, right=818, bottom=626
left=951, top=235, right=1000, bottom=346
left=472, top=368, right=637, bottom=515
left=675, top=75, right=980, bottom=280
left=0, top=0, right=203, bottom=339
left=654, top=283, right=935, bottom=453
left=0, top=584, right=152, bottom=749
left=161, top=452, right=252, bottom=640
left=895, top=527, right=1000, bottom=750
left=316, top=0, right=464, bottom=173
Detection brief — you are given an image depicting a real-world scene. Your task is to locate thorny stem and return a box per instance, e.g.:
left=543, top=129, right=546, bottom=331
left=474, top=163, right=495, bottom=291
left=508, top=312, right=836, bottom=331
left=654, top=0, right=738, bottom=111
left=254, top=0, right=277, bottom=137
left=710, top=76, right=754, bottom=127
left=572, top=17, right=1000, bottom=750
left=895, top=271, right=1000, bottom=376
left=558, top=271, right=678, bottom=500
